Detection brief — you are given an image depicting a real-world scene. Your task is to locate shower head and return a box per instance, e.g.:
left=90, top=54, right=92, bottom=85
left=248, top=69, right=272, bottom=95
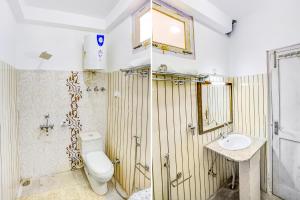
left=39, top=51, right=53, bottom=60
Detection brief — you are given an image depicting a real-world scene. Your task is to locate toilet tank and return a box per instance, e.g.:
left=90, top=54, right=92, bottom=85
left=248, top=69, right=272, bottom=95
left=79, top=131, right=103, bottom=155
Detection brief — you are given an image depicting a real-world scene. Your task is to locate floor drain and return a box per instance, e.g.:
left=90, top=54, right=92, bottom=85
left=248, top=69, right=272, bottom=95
left=21, top=179, right=31, bottom=187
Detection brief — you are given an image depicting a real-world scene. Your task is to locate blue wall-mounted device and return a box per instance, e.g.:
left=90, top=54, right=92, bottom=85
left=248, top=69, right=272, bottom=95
left=97, top=34, right=105, bottom=47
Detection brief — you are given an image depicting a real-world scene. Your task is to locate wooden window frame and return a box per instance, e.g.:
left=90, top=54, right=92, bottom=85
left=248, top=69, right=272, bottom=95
left=152, top=1, right=194, bottom=55
left=197, top=81, right=233, bottom=135
left=132, top=4, right=151, bottom=49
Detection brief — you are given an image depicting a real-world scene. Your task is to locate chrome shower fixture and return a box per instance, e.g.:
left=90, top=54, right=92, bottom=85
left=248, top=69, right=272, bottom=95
left=86, top=86, right=105, bottom=92
left=188, top=123, right=196, bottom=135
left=112, top=158, right=120, bottom=165
left=86, top=86, right=92, bottom=92
left=159, top=64, right=167, bottom=72
left=40, top=114, right=54, bottom=135
left=100, top=87, right=106, bottom=92
left=94, top=86, right=100, bottom=92
left=39, top=51, right=53, bottom=60
left=133, top=135, right=141, bottom=147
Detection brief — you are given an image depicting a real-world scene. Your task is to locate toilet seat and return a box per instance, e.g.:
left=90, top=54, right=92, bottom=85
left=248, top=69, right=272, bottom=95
left=84, top=151, right=114, bottom=179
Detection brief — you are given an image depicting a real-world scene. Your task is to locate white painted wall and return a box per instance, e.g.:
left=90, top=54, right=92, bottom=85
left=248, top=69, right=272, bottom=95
left=15, top=24, right=103, bottom=71
left=0, top=0, right=17, bottom=65
left=15, top=16, right=147, bottom=72
left=107, top=16, right=150, bottom=71
left=152, top=20, right=230, bottom=75
left=228, top=0, right=300, bottom=76
left=162, top=0, right=232, bottom=34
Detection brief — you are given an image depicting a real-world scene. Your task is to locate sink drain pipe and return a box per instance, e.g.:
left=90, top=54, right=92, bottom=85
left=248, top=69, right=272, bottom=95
left=208, top=154, right=218, bottom=177
left=209, top=155, right=237, bottom=190
left=231, top=161, right=236, bottom=189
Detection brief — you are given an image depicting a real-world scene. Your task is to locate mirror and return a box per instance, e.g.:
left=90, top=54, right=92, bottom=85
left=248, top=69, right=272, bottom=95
left=197, top=81, right=233, bottom=134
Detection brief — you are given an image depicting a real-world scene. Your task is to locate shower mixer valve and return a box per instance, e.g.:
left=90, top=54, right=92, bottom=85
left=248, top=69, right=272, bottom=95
left=40, top=114, right=54, bottom=135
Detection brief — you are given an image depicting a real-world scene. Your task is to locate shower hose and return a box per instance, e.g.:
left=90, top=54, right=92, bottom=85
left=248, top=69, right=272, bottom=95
left=113, top=140, right=138, bottom=200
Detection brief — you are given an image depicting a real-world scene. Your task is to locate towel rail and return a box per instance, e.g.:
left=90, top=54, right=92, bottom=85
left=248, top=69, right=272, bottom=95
left=135, top=163, right=151, bottom=181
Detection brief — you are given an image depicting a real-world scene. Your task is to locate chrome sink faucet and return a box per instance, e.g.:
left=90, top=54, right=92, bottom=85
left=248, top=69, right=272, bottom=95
left=223, top=122, right=229, bottom=128
left=219, top=122, right=230, bottom=139
left=40, top=114, right=54, bottom=135
left=219, top=132, right=227, bottom=139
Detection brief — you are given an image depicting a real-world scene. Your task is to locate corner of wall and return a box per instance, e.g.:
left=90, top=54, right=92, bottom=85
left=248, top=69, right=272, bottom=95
left=0, top=0, right=17, bottom=66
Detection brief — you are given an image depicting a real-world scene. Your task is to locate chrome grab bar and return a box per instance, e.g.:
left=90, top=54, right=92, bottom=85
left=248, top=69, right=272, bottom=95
left=136, top=162, right=149, bottom=171
left=135, top=163, right=151, bottom=181
left=171, top=173, right=192, bottom=188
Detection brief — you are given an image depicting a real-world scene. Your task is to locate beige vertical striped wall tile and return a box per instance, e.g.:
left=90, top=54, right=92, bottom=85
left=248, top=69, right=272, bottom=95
left=0, top=61, right=20, bottom=200
left=232, top=74, right=268, bottom=192
left=153, top=74, right=268, bottom=200
left=106, top=71, right=150, bottom=196
left=153, top=76, right=232, bottom=200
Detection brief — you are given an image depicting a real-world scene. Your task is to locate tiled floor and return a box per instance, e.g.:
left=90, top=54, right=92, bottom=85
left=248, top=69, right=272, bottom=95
left=18, top=169, right=123, bottom=200
left=210, top=184, right=282, bottom=200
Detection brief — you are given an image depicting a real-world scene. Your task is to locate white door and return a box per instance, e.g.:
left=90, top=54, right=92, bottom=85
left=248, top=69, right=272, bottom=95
left=271, top=48, right=300, bottom=200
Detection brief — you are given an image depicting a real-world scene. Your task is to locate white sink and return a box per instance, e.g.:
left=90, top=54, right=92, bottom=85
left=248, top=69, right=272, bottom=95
left=217, top=134, right=251, bottom=151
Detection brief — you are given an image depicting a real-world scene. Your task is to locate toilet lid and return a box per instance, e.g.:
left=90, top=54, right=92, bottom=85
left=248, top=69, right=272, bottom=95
left=85, top=151, right=113, bottom=175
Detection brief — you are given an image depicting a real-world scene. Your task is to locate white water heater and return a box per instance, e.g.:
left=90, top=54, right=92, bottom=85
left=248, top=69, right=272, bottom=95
left=83, top=34, right=107, bottom=70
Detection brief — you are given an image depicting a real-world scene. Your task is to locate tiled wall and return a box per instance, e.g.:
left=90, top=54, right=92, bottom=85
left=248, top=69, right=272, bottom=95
left=18, top=69, right=152, bottom=196
left=0, top=61, right=20, bottom=200
left=152, top=75, right=233, bottom=200
left=232, top=74, right=268, bottom=191
left=18, top=70, right=107, bottom=178
left=152, top=74, right=268, bottom=199
left=106, top=71, right=151, bottom=195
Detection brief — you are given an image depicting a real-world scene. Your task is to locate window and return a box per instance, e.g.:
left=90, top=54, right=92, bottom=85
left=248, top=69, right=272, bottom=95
left=140, top=11, right=151, bottom=43
left=152, top=1, right=194, bottom=54
left=133, top=5, right=151, bottom=49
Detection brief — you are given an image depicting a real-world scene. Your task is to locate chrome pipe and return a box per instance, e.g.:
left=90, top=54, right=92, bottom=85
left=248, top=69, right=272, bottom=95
left=163, top=154, right=171, bottom=200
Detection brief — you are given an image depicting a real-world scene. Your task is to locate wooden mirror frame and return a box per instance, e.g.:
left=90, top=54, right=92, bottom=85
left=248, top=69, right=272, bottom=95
left=197, top=81, right=233, bottom=135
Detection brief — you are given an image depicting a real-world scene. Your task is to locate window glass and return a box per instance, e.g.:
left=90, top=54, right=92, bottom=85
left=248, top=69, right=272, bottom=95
left=152, top=9, right=185, bottom=49
left=133, top=5, right=151, bottom=49
left=140, top=11, right=151, bottom=43
left=152, top=2, right=194, bottom=55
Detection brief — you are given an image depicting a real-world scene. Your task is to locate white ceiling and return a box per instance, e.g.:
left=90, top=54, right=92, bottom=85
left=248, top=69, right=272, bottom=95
left=8, top=0, right=148, bottom=32
left=209, top=0, right=263, bottom=19
left=24, top=0, right=120, bottom=18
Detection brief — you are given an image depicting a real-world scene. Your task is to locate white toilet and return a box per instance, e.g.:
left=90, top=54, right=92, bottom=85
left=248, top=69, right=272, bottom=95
left=79, top=131, right=114, bottom=195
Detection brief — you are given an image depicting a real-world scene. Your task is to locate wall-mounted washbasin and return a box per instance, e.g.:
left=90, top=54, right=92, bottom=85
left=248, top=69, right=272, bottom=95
left=206, top=134, right=266, bottom=200
left=217, top=134, right=251, bottom=151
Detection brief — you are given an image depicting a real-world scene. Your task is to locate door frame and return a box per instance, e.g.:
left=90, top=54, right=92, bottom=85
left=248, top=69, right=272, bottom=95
left=267, top=43, right=300, bottom=198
